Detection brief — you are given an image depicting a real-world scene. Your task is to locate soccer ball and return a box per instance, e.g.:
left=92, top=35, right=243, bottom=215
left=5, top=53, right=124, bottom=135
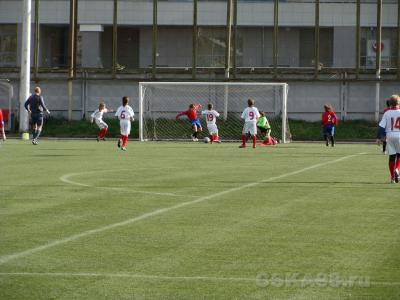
left=204, top=137, right=211, bottom=143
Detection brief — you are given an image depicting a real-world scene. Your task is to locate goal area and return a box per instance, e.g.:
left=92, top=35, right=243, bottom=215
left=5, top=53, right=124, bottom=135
left=138, top=82, right=290, bottom=143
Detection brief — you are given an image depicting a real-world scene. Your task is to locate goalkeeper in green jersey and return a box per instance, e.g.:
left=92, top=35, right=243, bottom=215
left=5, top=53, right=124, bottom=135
left=257, top=111, right=277, bottom=146
left=257, top=111, right=271, bottom=137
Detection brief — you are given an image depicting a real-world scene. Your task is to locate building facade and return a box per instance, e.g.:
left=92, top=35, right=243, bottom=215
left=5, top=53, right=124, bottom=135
left=0, top=0, right=399, bottom=122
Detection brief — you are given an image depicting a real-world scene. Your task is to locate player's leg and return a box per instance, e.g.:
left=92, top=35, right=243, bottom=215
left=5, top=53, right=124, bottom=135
left=322, top=126, right=329, bottom=146
left=191, top=123, right=198, bottom=141
left=240, top=123, right=248, bottom=148
left=121, top=121, right=131, bottom=150
left=389, top=155, right=397, bottom=183
left=386, top=136, right=397, bottom=183
left=250, top=123, right=257, bottom=148
left=31, top=114, right=38, bottom=143
left=329, top=126, right=335, bottom=147
left=1, top=127, right=5, bottom=141
left=35, top=115, right=44, bottom=141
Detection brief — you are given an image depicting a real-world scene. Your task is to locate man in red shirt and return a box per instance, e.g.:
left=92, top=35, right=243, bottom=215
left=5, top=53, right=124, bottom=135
left=321, top=104, right=337, bottom=147
left=0, top=109, right=6, bottom=141
left=176, top=103, right=202, bottom=141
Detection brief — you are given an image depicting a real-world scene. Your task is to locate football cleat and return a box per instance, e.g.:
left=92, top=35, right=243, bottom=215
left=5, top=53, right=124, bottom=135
left=117, top=139, right=121, bottom=148
left=121, top=147, right=126, bottom=151
left=239, top=144, right=246, bottom=148
left=32, top=139, right=38, bottom=145
left=96, top=137, right=100, bottom=142
left=390, top=179, right=395, bottom=184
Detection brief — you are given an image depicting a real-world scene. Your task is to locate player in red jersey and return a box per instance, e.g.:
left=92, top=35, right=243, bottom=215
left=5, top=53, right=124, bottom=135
left=321, top=104, right=338, bottom=147
left=0, top=109, right=6, bottom=141
left=176, top=103, right=202, bottom=141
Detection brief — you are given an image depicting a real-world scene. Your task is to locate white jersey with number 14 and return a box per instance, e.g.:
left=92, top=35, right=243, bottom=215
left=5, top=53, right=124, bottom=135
left=379, top=109, right=400, bottom=135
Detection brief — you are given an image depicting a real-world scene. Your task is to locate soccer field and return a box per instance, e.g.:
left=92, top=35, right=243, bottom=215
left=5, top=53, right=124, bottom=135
left=0, top=140, right=399, bottom=299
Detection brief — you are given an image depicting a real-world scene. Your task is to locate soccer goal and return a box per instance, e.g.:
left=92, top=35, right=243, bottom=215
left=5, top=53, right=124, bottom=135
left=138, top=82, right=290, bottom=143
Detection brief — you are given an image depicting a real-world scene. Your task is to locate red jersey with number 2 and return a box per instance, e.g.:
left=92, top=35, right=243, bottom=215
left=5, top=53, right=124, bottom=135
left=321, top=111, right=337, bottom=126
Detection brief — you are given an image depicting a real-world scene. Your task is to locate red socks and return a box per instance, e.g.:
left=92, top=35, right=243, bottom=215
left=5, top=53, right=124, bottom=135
left=99, top=128, right=107, bottom=139
left=121, top=135, right=128, bottom=148
left=241, top=134, right=247, bottom=146
left=252, top=136, right=257, bottom=148
left=389, top=160, right=396, bottom=179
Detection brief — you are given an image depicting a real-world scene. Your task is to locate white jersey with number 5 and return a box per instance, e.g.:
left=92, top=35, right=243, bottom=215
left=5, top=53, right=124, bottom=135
left=241, top=107, right=260, bottom=123
left=379, top=108, right=400, bottom=155
left=115, top=105, right=135, bottom=135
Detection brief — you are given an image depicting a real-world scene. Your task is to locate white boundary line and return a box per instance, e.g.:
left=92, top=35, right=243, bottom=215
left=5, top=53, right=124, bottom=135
left=0, top=272, right=398, bottom=287
left=60, top=170, right=193, bottom=197
left=0, top=153, right=365, bottom=266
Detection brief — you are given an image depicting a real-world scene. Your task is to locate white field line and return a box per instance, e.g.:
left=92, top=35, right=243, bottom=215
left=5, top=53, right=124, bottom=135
left=0, top=153, right=365, bottom=266
left=60, top=170, right=192, bottom=197
left=0, top=272, right=398, bottom=287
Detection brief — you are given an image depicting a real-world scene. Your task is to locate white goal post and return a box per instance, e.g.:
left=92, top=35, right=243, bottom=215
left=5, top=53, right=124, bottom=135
left=138, top=82, right=290, bottom=143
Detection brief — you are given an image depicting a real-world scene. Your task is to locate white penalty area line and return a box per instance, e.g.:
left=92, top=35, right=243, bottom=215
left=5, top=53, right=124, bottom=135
left=0, top=272, right=398, bottom=287
left=59, top=170, right=192, bottom=197
left=0, top=153, right=365, bottom=266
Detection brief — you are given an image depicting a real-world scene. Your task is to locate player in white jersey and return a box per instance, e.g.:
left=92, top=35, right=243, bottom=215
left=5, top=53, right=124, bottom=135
left=377, top=95, right=400, bottom=183
left=239, top=98, right=260, bottom=148
left=115, top=96, right=135, bottom=151
left=201, top=103, right=221, bottom=143
left=91, top=102, right=112, bottom=141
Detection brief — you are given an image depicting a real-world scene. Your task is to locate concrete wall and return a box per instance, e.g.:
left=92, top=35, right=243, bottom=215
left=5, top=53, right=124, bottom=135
left=3, top=79, right=398, bottom=122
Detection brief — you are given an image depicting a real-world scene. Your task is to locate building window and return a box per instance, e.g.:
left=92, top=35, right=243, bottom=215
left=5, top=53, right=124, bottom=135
left=0, top=24, right=17, bottom=67
left=198, top=27, right=226, bottom=68
left=40, top=25, right=69, bottom=68
left=299, top=27, right=333, bottom=68
left=361, top=27, right=398, bottom=69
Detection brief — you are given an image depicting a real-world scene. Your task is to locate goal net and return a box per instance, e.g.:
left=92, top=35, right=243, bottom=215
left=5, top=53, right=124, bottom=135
left=139, top=82, right=290, bottom=143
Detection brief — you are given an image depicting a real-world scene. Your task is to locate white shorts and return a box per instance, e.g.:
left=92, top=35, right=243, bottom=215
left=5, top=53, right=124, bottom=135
left=95, top=119, right=108, bottom=129
left=207, top=124, right=218, bottom=135
left=120, top=120, right=131, bottom=136
left=242, top=121, right=257, bottom=135
left=386, top=133, right=400, bottom=155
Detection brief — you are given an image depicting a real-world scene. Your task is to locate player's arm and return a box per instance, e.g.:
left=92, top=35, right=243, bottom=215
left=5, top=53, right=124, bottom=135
left=215, top=111, right=220, bottom=117
left=176, top=110, right=186, bottom=120
left=376, top=126, right=386, bottom=144
left=24, top=97, right=31, bottom=113
left=40, top=97, right=50, bottom=114
left=90, top=110, right=96, bottom=123
left=130, top=108, right=135, bottom=121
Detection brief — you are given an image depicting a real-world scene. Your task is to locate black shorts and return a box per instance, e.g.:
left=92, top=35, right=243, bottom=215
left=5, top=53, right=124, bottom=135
left=31, top=113, right=44, bottom=126
left=257, top=126, right=270, bottom=134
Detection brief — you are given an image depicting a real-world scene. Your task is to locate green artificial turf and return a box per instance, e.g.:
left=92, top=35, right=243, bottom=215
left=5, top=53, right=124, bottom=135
left=0, top=140, right=399, bottom=299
